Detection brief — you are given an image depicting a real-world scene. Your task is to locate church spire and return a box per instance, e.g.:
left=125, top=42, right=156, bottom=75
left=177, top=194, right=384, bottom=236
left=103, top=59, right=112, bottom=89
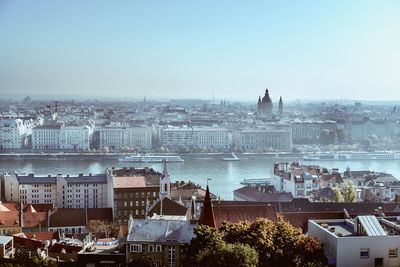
left=162, top=159, right=168, bottom=178
left=160, top=159, right=170, bottom=199
left=199, top=185, right=216, bottom=228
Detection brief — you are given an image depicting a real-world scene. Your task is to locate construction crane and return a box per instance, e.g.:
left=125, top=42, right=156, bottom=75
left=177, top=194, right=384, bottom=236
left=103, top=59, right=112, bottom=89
left=46, top=101, right=60, bottom=113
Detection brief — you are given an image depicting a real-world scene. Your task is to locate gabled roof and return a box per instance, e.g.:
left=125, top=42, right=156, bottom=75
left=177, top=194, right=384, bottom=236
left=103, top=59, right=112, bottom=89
left=49, top=208, right=113, bottom=227
left=23, top=211, right=47, bottom=228
left=148, top=198, right=188, bottom=217
left=0, top=211, right=20, bottom=227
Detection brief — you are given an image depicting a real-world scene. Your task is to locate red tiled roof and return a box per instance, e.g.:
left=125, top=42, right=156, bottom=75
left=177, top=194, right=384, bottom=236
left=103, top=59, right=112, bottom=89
left=2, top=202, right=19, bottom=211
left=0, top=211, right=20, bottom=227
left=50, top=209, right=86, bottom=227
left=24, top=231, right=59, bottom=241
left=50, top=208, right=113, bottom=227
left=212, top=204, right=277, bottom=228
left=23, top=211, right=47, bottom=228
left=114, top=176, right=147, bottom=188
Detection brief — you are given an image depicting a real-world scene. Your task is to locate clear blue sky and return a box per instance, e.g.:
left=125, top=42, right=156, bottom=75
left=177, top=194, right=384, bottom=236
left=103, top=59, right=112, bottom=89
left=0, top=1, right=399, bottom=101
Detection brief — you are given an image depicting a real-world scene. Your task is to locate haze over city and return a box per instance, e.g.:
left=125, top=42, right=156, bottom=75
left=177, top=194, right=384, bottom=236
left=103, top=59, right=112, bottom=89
left=1, top=0, right=400, bottom=101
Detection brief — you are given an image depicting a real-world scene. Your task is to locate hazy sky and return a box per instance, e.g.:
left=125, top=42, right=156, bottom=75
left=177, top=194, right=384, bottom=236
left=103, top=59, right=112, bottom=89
left=0, top=1, right=399, bottom=101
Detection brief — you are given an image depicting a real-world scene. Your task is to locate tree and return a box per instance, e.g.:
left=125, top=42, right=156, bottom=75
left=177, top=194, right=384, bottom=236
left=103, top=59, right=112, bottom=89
left=12, top=247, right=56, bottom=267
left=86, top=220, right=119, bottom=238
left=197, top=242, right=258, bottom=267
left=128, top=255, right=155, bottom=267
left=341, top=181, right=356, bottom=202
left=187, top=219, right=327, bottom=267
left=334, top=181, right=356, bottom=202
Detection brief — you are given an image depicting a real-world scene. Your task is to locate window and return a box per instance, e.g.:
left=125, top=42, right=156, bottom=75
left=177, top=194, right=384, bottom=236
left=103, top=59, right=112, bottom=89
left=130, top=244, right=142, bottom=253
left=389, top=248, right=398, bottom=258
left=360, top=248, right=370, bottom=259
left=156, top=245, right=162, bottom=252
left=148, top=245, right=154, bottom=252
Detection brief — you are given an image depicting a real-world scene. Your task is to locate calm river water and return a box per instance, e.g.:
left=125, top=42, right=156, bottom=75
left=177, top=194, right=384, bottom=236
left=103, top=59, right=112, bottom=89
left=2, top=157, right=400, bottom=200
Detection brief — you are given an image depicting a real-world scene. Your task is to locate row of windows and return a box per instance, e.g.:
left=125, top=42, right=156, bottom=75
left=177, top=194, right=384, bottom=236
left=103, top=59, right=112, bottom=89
left=360, top=248, right=398, bottom=259
left=129, top=244, right=162, bottom=253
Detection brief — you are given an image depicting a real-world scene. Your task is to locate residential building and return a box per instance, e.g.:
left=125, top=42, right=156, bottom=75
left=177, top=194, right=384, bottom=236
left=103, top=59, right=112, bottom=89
left=60, top=125, right=92, bottom=150
left=2, top=173, right=108, bottom=208
left=271, top=162, right=320, bottom=198
left=99, top=126, right=152, bottom=150
left=236, top=127, right=292, bottom=152
left=106, top=167, right=161, bottom=224
left=0, top=118, right=37, bottom=149
left=126, top=215, right=196, bottom=267
left=32, top=125, right=61, bottom=150
left=161, top=126, right=232, bottom=150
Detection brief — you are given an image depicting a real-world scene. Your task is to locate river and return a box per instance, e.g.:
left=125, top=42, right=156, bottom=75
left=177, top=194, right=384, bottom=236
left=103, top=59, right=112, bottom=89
left=2, top=157, right=400, bottom=200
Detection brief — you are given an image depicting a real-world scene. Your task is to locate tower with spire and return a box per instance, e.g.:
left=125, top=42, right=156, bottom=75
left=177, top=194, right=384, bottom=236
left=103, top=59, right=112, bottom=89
left=278, top=96, right=283, bottom=118
left=199, top=184, right=216, bottom=228
left=159, top=159, right=171, bottom=199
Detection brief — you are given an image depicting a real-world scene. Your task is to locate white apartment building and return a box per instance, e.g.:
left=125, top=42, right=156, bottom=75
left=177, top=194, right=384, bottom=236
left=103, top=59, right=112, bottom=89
left=271, top=162, right=319, bottom=198
left=2, top=173, right=108, bottom=208
left=237, top=128, right=292, bottom=152
left=125, top=127, right=152, bottom=150
left=0, top=118, right=37, bottom=149
left=32, top=125, right=61, bottom=150
left=161, top=127, right=232, bottom=150
left=60, top=125, right=91, bottom=150
left=308, top=216, right=400, bottom=267
left=161, top=127, right=194, bottom=148
left=99, top=126, right=152, bottom=150
left=193, top=127, right=232, bottom=149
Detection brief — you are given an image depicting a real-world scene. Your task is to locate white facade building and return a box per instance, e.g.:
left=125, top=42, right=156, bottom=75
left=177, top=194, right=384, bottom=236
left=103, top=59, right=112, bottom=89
left=161, top=127, right=232, bottom=150
left=0, top=118, right=37, bottom=149
left=271, top=162, right=319, bottom=198
left=60, top=125, right=91, bottom=150
left=309, top=216, right=400, bottom=267
left=237, top=128, right=292, bottom=152
left=2, top=173, right=108, bottom=208
left=32, top=125, right=61, bottom=150
left=99, top=126, right=152, bottom=150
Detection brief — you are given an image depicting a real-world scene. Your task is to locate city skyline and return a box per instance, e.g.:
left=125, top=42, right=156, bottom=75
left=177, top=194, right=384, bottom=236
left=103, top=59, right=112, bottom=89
left=1, top=1, right=400, bottom=101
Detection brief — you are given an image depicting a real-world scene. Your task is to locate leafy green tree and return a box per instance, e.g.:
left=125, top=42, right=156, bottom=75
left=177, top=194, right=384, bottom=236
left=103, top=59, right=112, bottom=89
left=334, top=181, right=356, bottom=202
left=197, top=242, right=258, bottom=267
left=128, top=255, right=155, bottom=267
left=187, top=218, right=327, bottom=267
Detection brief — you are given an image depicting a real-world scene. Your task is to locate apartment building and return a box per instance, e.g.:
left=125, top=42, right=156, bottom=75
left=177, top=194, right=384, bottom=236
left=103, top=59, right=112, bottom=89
left=0, top=118, right=38, bottom=149
left=2, top=173, right=108, bottom=208
left=99, top=126, right=152, bottom=150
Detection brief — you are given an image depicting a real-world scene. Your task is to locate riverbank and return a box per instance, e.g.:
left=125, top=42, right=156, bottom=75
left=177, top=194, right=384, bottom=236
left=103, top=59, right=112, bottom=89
left=0, top=151, right=305, bottom=161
